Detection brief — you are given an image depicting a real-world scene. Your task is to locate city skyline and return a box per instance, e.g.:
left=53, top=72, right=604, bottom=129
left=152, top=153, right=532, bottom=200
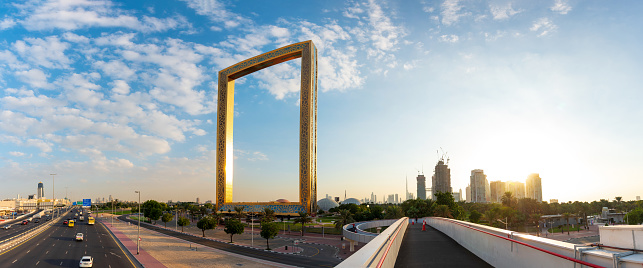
left=2, top=1, right=643, bottom=203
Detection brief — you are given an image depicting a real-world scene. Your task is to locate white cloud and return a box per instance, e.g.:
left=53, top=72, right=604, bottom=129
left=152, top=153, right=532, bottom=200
left=181, top=0, right=251, bottom=29
left=234, top=149, right=268, bottom=161
left=490, top=3, right=523, bottom=20
left=26, top=138, right=53, bottom=153
left=0, top=110, right=38, bottom=135
left=441, top=0, right=470, bottom=26
left=13, top=36, right=71, bottom=69
left=550, top=0, right=572, bottom=15
left=530, top=17, right=557, bottom=37
left=16, top=0, right=188, bottom=32
left=9, top=151, right=25, bottom=157
left=111, top=80, right=130, bottom=95
left=93, top=60, right=136, bottom=80
left=1, top=17, right=17, bottom=30
left=439, top=34, right=459, bottom=43
left=15, top=69, right=53, bottom=89
left=403, top=60, right=419, bottom=70
left=62, top=32, right=90, bottom=43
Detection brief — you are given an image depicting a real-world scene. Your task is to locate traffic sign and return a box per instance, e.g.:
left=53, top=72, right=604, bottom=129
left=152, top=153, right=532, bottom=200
left=82, top=199, right=91, bottom=207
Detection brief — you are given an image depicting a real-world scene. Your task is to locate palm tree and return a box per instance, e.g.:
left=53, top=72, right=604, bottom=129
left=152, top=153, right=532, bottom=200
left=562, top=212, right=571, bottom=235
left=501, top=192, right=516, bottom=208
left=334, top=209, right=355, bottom=230
left=261, top=207, right=276, bottom=226
left=293, top=212, right=312, bottom=236
left=484, top=208, right=498, bottom=227
left=234, top=206, right=245, bottom=222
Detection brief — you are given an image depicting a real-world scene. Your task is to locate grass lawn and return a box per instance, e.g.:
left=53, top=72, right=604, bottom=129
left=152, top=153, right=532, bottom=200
left=549, top=226, right=583, bottom=233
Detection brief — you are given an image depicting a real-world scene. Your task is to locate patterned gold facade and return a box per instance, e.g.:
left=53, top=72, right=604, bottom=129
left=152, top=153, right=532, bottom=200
left=216, top=41, right=317, bottom=215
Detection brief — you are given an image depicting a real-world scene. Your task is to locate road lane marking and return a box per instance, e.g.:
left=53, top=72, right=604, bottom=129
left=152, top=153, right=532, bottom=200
left=65, top=251, right=68, bottom=254
left=60, top=261, right=63, bottom=265
left=36, top=261, right=39, bottom=266
left=12, top=260, right=17, bottom=263
left=27, top=250, right=30, bottom=253
left=46, top=251, right=49, bottom=254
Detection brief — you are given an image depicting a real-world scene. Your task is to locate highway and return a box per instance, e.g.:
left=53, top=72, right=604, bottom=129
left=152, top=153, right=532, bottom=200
left=0, top=209, right=66, bottom=242
left=0, top=208, right=136, bottom=268
left=119, top=215, right=341, bottom=268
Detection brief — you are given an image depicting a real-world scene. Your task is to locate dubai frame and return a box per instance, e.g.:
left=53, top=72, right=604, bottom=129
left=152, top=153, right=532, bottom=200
left=216, top=41, right=317, bottom=215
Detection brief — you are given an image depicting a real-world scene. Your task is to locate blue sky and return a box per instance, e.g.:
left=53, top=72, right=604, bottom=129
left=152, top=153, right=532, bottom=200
left=1, top=0, right=642, bottom=204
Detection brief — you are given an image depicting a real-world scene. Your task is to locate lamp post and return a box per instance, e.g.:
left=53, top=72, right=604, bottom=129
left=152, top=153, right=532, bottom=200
left=135, top=190, right=140, bottom=255
left=50, top=174, right=56, bottom=218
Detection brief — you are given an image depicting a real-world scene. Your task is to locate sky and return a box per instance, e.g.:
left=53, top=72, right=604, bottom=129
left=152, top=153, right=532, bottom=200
left=1, top=0, right=642, bottom=204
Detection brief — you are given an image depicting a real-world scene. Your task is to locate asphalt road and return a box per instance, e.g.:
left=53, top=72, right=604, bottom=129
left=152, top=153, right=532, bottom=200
left=118, top=215, right=341, bottom=268
left=0, top=209, right=68, bottom=242
left=0, top=209, right=135, bottom=268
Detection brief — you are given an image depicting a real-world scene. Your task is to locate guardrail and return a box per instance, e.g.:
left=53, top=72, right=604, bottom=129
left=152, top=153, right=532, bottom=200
left=0, top=210, right=69, bottom=253
left=342, top=219, right=400, bottom=244
left=426, top=217, right=629, bottom=268
left=337, top=217, right=408, bottom=268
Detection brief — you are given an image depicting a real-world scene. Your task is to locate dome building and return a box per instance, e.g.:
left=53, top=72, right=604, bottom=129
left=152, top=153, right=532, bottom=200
left=341, top=198, right=361, bottom=205
left=317, top=198, right=339, bottom=211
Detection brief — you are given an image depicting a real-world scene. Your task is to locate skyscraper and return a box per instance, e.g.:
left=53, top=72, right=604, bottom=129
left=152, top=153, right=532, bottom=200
left=416, top=174, right=426, bottom=200
left=526, top=173, right=543, bottom=202
left=470, top=169, right=489, bottom=203
left=489, top=180, right=506, bottom=203
left=506, top=181, right=525, bottom=199
left=431, top=160, right=452, bottom=199
left=37, top=181, right=44, bottom=199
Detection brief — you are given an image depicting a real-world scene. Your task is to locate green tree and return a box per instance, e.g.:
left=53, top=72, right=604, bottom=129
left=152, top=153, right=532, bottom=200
left=293, top=212, right=312, bottom=236
left=434, top=204, right=452, bottom=218
left=406, top=206, right=421, bottom=222
left=469, top=210, right=482, bottom=223
left=161, top=212, right=174, bottom=228
left=626, top=208, right=643, bottom=225
left=384, top=206, right=404, bottom=219
left=204, top=203, right=214, bottom=210
left=261, top=207, right=276, bottom=226
left=501, top=192, right=517, bottom=208
left=197, top=216, right=218, bottom=237
left=334, top=209, right=355, bottom=230
left=177, top=216, right=190, bottom=232
left=260, top=222, right=279, bottom=250
left=149, top=208, right=162, bottom=224
left=224, top=219, right=245, bottom=243
left=142, top=200, right=162, bottom=221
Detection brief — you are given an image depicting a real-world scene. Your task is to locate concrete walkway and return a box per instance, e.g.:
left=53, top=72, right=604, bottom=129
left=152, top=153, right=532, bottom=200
left=395, top=222, right=492, bottom=268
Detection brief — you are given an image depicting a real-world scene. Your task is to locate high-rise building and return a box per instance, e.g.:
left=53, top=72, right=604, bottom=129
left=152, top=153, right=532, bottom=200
left=109, top=195, right=113, bottom=202
left=470, top=169, right=489, bottom=203
left=431, top=160, right=452, bottom=199
left=387, top=194, right=395, bottom=204
left=37, top=182, right=44, bottom=199
left=408, top=193, right=415, bottom=200
left=196, top=197, right=200, bottom=204
left=506, top=181, right=525, bottom=199
left=395, top=193, right=399, bottom=204
left=526, top=173, right=543, bottom=202
left=489, top=180, right=506, bottom=203
left=637, top=196, right=641, bottom=201
left=466, top=185, right=471, bottom=202
left=416, top=174, right=426, bottom=200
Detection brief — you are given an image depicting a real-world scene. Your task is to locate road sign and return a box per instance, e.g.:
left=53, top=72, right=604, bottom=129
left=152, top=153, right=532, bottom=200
left=82, top=199, right=91, bottom=207
left=73, top=202, right=77, bottom=206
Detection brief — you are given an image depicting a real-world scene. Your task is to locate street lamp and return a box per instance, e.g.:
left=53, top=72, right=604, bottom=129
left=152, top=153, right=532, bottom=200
left=50, top=174, right=56, bottom=218
left=135, top=190, right=140, bottom=255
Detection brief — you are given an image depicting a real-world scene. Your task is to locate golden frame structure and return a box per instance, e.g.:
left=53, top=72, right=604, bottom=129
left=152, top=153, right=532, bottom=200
left=216, top=40, right=317, bottom=215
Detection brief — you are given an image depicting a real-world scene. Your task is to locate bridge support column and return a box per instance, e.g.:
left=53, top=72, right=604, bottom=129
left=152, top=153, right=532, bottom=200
left=345, top=238, right=357, bottom=252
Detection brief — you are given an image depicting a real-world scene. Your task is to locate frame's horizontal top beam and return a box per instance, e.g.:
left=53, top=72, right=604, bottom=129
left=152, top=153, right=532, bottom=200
left=220, top=40, right=312, bottom=79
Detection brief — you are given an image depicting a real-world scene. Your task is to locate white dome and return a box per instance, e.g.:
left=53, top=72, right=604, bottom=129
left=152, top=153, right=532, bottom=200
left=341, top=198, right=361, bottom=205
left=317, top=198, right=339, bottom=211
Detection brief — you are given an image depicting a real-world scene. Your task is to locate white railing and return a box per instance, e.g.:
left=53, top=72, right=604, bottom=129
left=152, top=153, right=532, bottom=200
left=337, top=217, right=408, bottom=268
left=426, top=217, right=643, bottom=268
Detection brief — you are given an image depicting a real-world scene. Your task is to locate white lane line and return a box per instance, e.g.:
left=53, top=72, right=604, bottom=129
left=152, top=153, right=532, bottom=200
left=104, top=254, right=107, bottom=257
left=12, top=260, right=17, bottom=264
left=46, top=251, right=49, bottom=254
left=36, top=261, right=40, bottom=266
left=59, top=261, right=63, bottom=265
left=52, top=243, right=55, bottom=246
left=65, top=251, right=68, bottom=254
left=27, top=250, right=30, bottom=253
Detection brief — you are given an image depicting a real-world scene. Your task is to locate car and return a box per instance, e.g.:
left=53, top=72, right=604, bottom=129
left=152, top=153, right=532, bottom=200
left=75, top=233, right=84, bottom=241
left=2, top=225, right=10, bottom=230
left=63, top=220, right=68, bottom=225
left=79, top=256, right=93, bottom=267
left=22, top=221, right=28, bottom=225
left=34, top=219, right=40, bottom=223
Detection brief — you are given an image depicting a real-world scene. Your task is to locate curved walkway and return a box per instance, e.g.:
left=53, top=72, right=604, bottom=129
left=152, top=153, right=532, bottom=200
left=395, top=221, right=492, bottom=267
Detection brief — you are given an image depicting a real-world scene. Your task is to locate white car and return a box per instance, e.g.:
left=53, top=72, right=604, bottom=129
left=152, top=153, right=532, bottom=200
left=79, top=256, right=93, bottom=267
left=2, top=225, right=10, bottom=230
left=75, top=233, right=84, bottom=241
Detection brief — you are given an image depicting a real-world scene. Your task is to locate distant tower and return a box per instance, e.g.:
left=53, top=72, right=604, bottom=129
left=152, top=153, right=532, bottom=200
left=526, top=173, right=543, bottom=202
left=405, top=175, right=409, bottom=201
left=37, top=181, right=45, bottom=199
left=196, top=197, right=200, bottom=204
left=416, top=174, right=426, bottom=200
left=470, top=169, right=488, bottom=203
left=431, top=159, right=452, bottom=199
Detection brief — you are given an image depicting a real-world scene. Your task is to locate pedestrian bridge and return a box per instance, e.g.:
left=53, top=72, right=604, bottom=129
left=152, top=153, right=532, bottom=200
left=338, top=217, right=643, bottom=268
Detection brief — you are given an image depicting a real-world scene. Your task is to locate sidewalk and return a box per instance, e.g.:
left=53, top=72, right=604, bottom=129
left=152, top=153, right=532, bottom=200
left=540, top=224, right=601, bottom=243
left=100, top=215, right=284, bottom=268
left=143, top=217, right=359, bottom=259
